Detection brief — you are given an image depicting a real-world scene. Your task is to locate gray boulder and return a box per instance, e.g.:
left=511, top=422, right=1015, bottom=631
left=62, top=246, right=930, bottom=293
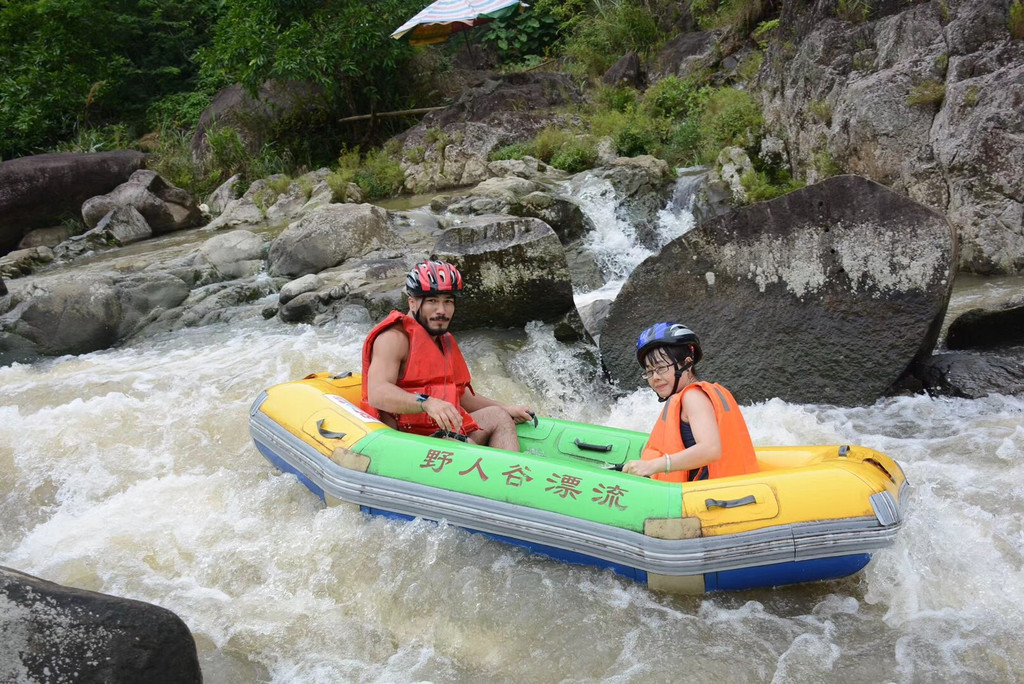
left=82, top=170, right=202, bottom=235
left=603, top=52, right=643, bottom=88
left=53, top=205, right=153, bottom=261
left=433, top=216, right=576, bottom=329
left=0, top=271, right=189, bottom=359
left=268, top=204, right=405, bottom=278
left=649, top=31, right=719, bottom=84
left=0, top=566, right=201, bottom=684
left=600, top=175, right=957, bottom=406
left=0, top=151, right=147, bottom=254
left=197, top=229, right=265, bottom=280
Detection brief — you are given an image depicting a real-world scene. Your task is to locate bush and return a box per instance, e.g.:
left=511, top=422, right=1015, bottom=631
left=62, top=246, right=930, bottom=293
left=562, top=0, right=661, bottom=75
left=531, top=126, right=574, bottom=163
left=907, top=80, right=946, bottom=106
left=1010, top=0, right=1024, bottom=39
left=615, top=126, right=658, bottom=157
left=642, top=75, right=708, bottom=119
left=550, top=137, right=599, bottom=173
left=740, top=168, right=804, bottom=203
left=697, top=87, right=764, bottom=162
left=333, top=146, right=404, bottom=200
left=595, top=86, right=641, bottom=113
left=489, top=142, right=531, bottom=161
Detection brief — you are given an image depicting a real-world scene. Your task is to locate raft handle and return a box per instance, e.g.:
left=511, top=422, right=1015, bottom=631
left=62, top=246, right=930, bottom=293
left=316, top=419, right=347, bottom=440
left=329, top=371, right=354, bottom=379
left=574, top=438, right=613, bottom=453
left=430, top=430, right=469, bottom=443
left=839, top=445, right=850, bottom=457
left=705, top=494, right=757, bottom=509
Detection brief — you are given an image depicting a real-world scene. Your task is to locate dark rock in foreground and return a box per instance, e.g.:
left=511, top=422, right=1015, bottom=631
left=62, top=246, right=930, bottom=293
left=912, top=351, right=1024, bottom=398
left=0, top=566, right=202, bottom=684
left=601, top=175, right=957, bottom=406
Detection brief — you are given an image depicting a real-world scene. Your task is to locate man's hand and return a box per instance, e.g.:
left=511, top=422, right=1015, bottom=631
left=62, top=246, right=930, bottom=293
left=622, top=458, right=663, bottom=478
left=422, top=396, right=463, bottom=434
left=505, top=404, right=535, bottom=424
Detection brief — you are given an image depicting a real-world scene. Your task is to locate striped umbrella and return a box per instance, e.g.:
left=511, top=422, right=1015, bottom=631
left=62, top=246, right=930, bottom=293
left=391, top=0, right=527, bottom=46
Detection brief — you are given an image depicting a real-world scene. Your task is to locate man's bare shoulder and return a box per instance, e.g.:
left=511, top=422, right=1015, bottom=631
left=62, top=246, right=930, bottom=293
left=372, top=324, right=410, bottom=354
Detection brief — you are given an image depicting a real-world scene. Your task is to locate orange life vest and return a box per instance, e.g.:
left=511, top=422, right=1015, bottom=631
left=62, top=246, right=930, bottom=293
left=361, top=311, right=479, bottom=436
left=641, top=381, right=759, bottom=483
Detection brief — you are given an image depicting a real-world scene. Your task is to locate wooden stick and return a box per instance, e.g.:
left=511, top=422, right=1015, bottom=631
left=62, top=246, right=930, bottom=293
left=338, top=106, right=446, bottom=123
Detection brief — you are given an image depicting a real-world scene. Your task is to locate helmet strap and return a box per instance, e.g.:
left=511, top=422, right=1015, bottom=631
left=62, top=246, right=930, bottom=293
left=658, top=358, right=694, bottom=403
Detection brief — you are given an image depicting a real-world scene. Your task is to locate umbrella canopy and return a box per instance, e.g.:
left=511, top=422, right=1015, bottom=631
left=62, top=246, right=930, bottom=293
left=391, top=0, right=527, bottom=46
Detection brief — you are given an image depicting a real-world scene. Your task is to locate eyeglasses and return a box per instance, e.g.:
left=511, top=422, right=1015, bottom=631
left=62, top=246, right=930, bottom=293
left=640, top=364, right=675, bottom=380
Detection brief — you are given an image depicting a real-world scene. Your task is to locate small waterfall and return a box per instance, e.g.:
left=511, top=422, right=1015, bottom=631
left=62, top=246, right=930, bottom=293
left=567, top=169, right=700, bottom=309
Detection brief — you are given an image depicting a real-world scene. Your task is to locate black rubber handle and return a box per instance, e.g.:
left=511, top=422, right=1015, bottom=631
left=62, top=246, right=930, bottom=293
left=316, top=419, right=346, bottom=440
left=574, top=437, right=613, bottom=453
left=705, top=495, right=756, bottom=509
left=430, top=430, right=469, bottom=443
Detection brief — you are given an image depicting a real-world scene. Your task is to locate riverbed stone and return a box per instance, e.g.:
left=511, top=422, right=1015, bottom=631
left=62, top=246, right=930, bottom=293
left=0, top=566, right=201, bottom=684
left=433, top=215, right=575, bottom=329
left=0, top=151, right=148, bottom=255
left=81, top=169, right=203, bottom=235
left=600, top=174, right=957, bottom=406
left=197, top=229, right=266, bottom=280
left=268, top=203, right=405, bottom=278
left=912, top=351, right=1024, bottom=398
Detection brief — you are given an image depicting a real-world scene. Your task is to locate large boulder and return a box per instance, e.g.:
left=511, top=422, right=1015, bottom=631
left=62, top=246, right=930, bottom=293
left=0, top=151, right=147, bottom=254
left=433, top=216, right=575, bottom=329
left=0, top=566, right=201, bottom=684
left=600, top=175, right=957, bottom=406
left=761, top=0, right=1024, bottom=274
left=0, top=271, right=189, bottom=360
left=81, top=169, right=203, bottom=235
left=267, top=203, right=405, bottom=278
left=911, top=351, right=1024, bottom=398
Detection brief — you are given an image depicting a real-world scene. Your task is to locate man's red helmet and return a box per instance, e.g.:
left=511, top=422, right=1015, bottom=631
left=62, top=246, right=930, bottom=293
left=405, top=260, right=464, bottom=297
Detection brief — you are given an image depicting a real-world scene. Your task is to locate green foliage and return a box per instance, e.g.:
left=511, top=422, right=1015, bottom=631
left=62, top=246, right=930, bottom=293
left=550, top=137, right=599, bottom=172
left=836, top=0, right=872, bottom=23
left=740, top=168, right=804, bottom=203
left=332, top=146, right=404, bottom=200
left=963, top=85, right=980, bottom=107
left=813, top=148, right=844, bottom=178
left=595, top=86, right=641, bottom=113
left=808, top=99, right=832, bottom=124
left=752, top=19, right=780, bottom=47
left=1010, top=0, right=1024, bottom=39
left=563, top=0, right=661, bottom=76
left=938, top=1, right=951, bottom=24
left=642, top=76, right=708, bottom=120
left=480, top=5, right=561, bottom=62
left=54, top=124, right=134, bottom=154
left=489, top=143, right=531, bottom=161
left=934, top=53, right=949, bottom=77
left=531, top=126, right=574, bottom=163
left=697, top=88, right=764, bottom=163
left=0, top=0, right=223, bottom=158
left=907, top=80, right=946, bottom=106
left=690, top=0, right=770, bottom=32
left=614, top=125, right=658, bottom=157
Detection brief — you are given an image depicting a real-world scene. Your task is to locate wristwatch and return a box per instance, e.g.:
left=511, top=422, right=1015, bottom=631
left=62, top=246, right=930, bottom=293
left=415, top=393, right=429, bottom=412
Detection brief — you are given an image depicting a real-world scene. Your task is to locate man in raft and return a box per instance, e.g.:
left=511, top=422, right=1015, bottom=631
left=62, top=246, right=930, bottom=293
left=622, top=322, right=760, bottom=481
left=361, top=259, right=534, bottom=450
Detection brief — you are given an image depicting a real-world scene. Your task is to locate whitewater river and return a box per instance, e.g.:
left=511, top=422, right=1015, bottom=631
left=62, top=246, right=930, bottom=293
left=2, top=176, right=1023, bottom=682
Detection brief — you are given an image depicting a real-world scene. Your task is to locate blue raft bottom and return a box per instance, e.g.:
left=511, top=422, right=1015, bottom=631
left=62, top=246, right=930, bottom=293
left=259, top=443, right=871, bottom=593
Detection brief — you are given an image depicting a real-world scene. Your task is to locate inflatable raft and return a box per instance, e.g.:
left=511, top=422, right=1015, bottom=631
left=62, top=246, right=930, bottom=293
left=249, top=372, right=909, bottom=593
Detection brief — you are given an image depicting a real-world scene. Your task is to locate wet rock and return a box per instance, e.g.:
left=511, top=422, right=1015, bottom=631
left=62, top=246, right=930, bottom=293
left=0, top=565, right=201, bottom=684
left=0, top=151, right=147, bottom=254
left=600, top=175, right=957, bottom=406
left=17, top=226, right=76, bottom=250
left=81, top=169, right=202, bottom=235
left=433, top=215, right=575, bottom=329
left=279, top=273, right=323, bottom=305
left=196, top=229, right=265, bottom=281
left=205, top=174, right=244, bottom=216
left=912, top=352, right=1024, bottom=398
left=0, top=271, right=189, bottom=359
left=278, top=291, right=321, bottom=323
left=946, top=303, right=1024, bottom=350
left=268, top=204, right=405, bottom=278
